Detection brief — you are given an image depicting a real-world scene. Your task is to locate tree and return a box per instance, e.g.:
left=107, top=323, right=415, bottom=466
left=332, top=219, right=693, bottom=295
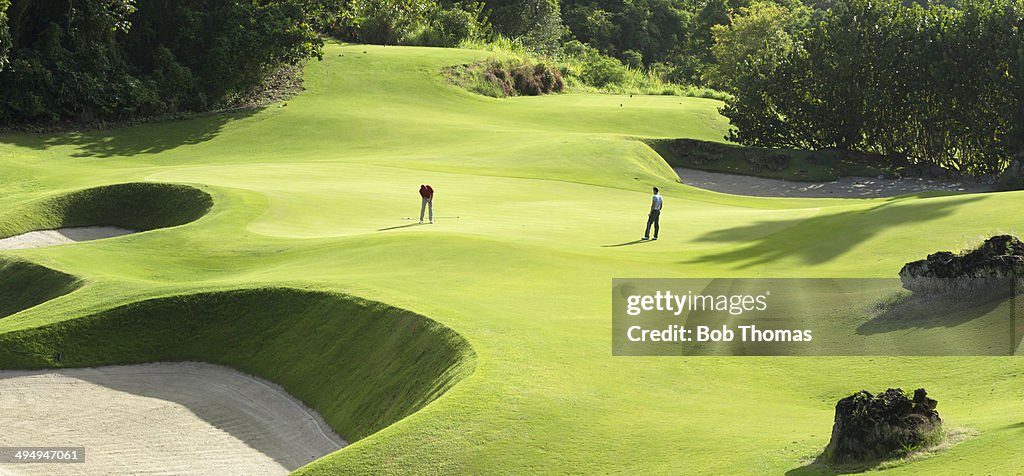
left=411, top=2, right=492, bottom=47
left=562, top=0, right=692, bottom=67
left=720, top=0, right=1024, bottom=176
left=484, top=0, right=566, bottom=52
left=0, top=0, right=322, bottom=124
left=0, top=0, right=138, bottom=122
left=689, top=0, right=730, bottom=60
left=353, top=0, right=434, bottom=44
left=703, top=2, right=807, bottom=92
left=0, top=0, right=10, bottom=71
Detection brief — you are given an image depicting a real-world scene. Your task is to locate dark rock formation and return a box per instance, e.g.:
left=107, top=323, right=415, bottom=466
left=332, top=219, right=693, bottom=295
left=900, top=235, right=1024, bottom=294
left=745, top=151, right=788, bottom=171
left=824, top=388, right=941, bottom=464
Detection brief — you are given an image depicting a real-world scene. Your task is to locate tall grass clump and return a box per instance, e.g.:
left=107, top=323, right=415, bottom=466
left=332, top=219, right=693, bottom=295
left=456, top=37, right=729, bottom=100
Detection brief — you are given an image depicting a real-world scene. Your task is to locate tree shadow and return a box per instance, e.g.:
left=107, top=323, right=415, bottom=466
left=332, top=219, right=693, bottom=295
left=684, top=196, right=983, bottom=269
left=856, top=286, right=1013, bottom=336
left=602, top=239, right=655, bottom=247
left=786, top=458, right=890, bottom=476
left=0, top=108, right=263, bottom=158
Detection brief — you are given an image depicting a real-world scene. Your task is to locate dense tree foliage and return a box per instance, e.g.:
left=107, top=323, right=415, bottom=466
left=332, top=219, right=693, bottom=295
left=352, top=0, right=434, bottom=44
left=410, top=2, right=492, bottom=46
left=0, top=0, right=321, bottom=125
left=482, top=0, right=565, bottom=52
left=702, top=2, right=810, bottom=91
left=0, top=0, right=10, bottom=72
left=559, top=0, right=740, bottom=82
left=720, top=0, right=1024, bottom=176
left=322, top=0, right=491, bottom=48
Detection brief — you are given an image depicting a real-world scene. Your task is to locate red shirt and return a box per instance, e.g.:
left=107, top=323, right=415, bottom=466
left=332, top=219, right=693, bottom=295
left=419, top=185, right=434, bottom=199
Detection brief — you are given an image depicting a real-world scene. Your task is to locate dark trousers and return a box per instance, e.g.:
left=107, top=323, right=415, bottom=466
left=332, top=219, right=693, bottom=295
left=645, top=209, right=660, bottom=238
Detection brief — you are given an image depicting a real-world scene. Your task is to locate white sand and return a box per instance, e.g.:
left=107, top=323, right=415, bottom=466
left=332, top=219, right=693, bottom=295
left=0, top=362, right=345, bottom=475
left=675, top=167, right=992, bottom=198
left=0, top=227, right=136, bottom=251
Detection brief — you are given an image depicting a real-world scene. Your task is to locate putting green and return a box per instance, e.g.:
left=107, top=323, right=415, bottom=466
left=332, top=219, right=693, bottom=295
left=0, top=43, right=1021, bottom=474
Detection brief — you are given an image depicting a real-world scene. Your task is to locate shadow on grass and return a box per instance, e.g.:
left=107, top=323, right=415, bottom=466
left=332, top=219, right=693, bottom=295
left=377, top=223, right=426, bottom=231
left=0, top=108, right=262, bottom=158
left=856, top=287, right=1012, bottom=336
left=786, top=459, right=891, bottom=476
left=684, top=196, right=983, bottom=268
left=602, top=239, right=655, bottom=247
left=1000, top=422, right=1024, bottom=431
left=0, top=258, right=81, bottom=319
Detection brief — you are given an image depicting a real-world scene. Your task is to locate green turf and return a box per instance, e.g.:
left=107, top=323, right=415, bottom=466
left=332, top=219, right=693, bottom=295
left=0, top=182, right=213, bottom=238
left=0, top=43, right=1021, bottom=475
left=0, top=257, right=81, bottom=320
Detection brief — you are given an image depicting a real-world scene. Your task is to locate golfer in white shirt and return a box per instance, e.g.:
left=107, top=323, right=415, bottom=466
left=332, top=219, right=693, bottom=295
left=642, top=187, right=663, bottom=241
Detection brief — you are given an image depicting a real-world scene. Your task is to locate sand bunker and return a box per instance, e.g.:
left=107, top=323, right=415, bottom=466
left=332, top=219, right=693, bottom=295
left=0, top=362, right=345, bottom=475
left=675, top=167, right=991, bottom=198
left=0, top=227, right=136, bottom=251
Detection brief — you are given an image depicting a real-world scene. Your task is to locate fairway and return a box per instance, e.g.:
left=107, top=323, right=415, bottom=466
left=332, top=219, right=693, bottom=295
left=0, top=43, right=1022, bottom=474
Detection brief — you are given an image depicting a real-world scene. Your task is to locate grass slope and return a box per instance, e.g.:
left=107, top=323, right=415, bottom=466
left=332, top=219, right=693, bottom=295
left=0, top=43, right=1020, bottom=474
left=0, top=288, right=473, bottom=442
left=0, top=182, right=213, bottom=238
left=647, top=138, right=896, bottom=181
left=0, top=257, right=81, bottom=320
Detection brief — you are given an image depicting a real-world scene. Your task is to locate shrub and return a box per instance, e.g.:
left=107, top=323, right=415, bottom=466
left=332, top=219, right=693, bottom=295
left=446, top=58, right=563, bottom=97
left=406, top=2, right=491, bottom=47
left=458, top=37, right=729, bottom=99
left=621, top=49, right=643, bottom=68
left=353, top=0, right=433, bottom=45
left=580, top=54, right=627, bottom=88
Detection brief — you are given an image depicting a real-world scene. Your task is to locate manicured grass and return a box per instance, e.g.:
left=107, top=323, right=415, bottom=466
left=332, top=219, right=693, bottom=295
left=0, top=257, right=80, bottom=319
left=0, top=182, right=213, bottom=238
left=0, top=43, right=1021, bottom=475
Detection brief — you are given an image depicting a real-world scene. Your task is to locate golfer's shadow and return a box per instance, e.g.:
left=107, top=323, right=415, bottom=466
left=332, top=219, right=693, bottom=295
left=602, top=239, right=654, bottom=247
left=377, top=223, right=426, bottom=232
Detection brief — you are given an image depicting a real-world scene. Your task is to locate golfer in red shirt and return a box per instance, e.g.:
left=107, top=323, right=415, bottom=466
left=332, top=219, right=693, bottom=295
left=419, top=184, right=434, bottom=223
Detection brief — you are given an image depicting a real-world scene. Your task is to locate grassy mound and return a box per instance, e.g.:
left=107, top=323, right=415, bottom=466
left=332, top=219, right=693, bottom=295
left=0, top=288, right=474, bottom=442
left=0, top=257, right=81, bottom=319
left=0, top=182, right=213, bottom=238
left=648, top=138, right=899, bottom=181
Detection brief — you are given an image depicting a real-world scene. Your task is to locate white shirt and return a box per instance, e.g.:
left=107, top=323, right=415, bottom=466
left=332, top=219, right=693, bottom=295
left=652, top=194, right=663, bottom=211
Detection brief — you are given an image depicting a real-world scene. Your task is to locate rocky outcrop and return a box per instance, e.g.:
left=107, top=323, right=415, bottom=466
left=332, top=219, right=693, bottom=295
left=745, top=151, right=788, bottom=172
left=900, top=235, right=1024, bottom=294
left=824, top=388, right=941, bottom=464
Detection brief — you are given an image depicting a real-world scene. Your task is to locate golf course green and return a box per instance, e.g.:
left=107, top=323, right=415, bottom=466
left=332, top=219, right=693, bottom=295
left=0, top=43, right=1021, bottom=474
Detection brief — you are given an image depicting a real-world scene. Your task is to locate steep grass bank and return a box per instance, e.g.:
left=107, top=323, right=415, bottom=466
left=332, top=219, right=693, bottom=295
left=0, top=257, right=81, bottom=319
left=0, top=182, right=213, bottom=238
left=0, top=288, right=475, bottom=442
